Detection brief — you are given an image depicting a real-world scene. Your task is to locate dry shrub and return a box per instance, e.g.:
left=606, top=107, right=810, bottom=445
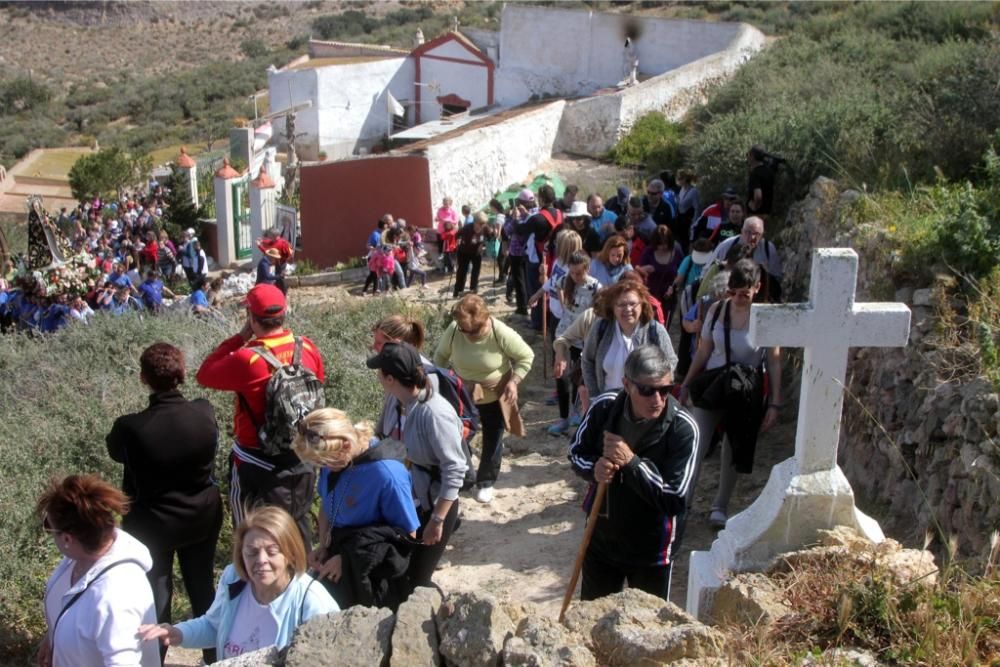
left=720, top=541, right=1000, bottom=665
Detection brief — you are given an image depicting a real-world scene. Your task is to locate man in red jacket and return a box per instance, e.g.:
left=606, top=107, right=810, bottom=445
left=196, top=283, right=324, bottom=548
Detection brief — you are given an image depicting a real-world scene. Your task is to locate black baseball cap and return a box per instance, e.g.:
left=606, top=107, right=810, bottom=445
left=366, top=342, right=422, bottom=382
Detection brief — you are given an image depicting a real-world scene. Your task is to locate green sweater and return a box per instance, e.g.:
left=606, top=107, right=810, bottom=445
left=433, top=318, right=534, bottom=404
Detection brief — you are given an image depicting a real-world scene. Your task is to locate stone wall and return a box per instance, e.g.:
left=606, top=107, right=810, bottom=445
left=555, top=23, right=765, bottom=157
left=211, top=529, right=935, bottom=667
left=268, top=58, right=414, bottom=161
left=425, top=100, right=565, bottom=212
left=778, top=177, right=1000, bottom=558
left=494, top=4, right=757, bottom=108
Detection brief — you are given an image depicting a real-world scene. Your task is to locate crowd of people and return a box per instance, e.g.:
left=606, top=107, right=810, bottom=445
left=0, top=185, right=232, bottom=333
left=34, top=145, right=788, bottom=665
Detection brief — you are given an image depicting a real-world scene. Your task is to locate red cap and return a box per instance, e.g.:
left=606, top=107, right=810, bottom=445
left=243, top=284, right=286, bottom=318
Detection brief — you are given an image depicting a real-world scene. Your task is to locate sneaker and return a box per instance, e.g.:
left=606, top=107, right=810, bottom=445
left=709, top=509, right=728, bottom=529
left=568, top=413, right=582, bottom=428
left=547, top=419, right=569, bottom=436
left=474, top=485, right=494, bottom=503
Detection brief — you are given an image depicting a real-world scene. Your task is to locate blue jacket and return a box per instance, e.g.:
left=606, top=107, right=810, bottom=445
left=175, top=564, right=338, bottom=656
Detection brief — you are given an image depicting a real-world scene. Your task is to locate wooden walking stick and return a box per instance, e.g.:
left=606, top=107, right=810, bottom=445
left=559, top=481, right=608, bottom=622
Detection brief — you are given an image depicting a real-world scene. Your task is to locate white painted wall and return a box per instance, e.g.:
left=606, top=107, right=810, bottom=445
left=555, top=23, right=766, bottom=157
left=419, top=56, right=489, bottom=122
left=268, top=58, right=414, bottom=160
left=425, top=101, right=565, bottom=216
left=495, top=4, right=754, bottom=107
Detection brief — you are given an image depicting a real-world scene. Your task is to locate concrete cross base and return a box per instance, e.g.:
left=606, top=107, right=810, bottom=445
left=685, top=457, right=884, bottom=621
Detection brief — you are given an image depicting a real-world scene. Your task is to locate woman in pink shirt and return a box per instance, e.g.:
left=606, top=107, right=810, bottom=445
left=435, top=197, right=459, bottom=257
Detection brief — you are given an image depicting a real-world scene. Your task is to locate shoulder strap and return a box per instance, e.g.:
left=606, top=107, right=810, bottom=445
left=722, top=299, right=732, bottom=367
left=539, top=208, right=562, bottom=230
left=292, top=336, right=304, bottom=366
left=254, top=343, right=284, bottom=370
left=708, top=298, right=726, bottom=333
left=52, top=559, right=144, bottom=637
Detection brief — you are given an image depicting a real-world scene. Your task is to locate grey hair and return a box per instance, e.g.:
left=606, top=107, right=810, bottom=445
left=624, top=344, right=676, bottom=382
left=648, top=178, right=665, bottom=193
left=707, top=270, right=731, bottom=300
left=265, top=226, right=281, bottom=238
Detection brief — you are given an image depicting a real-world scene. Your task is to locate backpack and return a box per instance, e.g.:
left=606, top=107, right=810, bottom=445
left=423, top=360, right=480, bottom=491
left=241, top=338, right=326, bottom=457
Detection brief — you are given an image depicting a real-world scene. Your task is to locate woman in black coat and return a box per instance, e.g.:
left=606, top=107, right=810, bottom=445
left=106, top=342, right=222, bottom=665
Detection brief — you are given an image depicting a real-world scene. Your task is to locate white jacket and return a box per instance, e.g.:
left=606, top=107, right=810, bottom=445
left=43, top=528, right=159, bottom=667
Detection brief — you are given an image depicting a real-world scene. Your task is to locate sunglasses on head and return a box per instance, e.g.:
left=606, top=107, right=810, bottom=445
left=296, top=420, right=325, bottom=445
left=631, top=381, right=674, bottom=398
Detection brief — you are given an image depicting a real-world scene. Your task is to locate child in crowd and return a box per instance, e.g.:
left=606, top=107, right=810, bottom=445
left=402, top=238, right=427, bottom=289
left=440, top=221, right=457, bottom=273
left=461, top=204, right=473, bottom=226
left=363, top=246, right=387, bottom=295
left=378, top=245, right=396, bottom=292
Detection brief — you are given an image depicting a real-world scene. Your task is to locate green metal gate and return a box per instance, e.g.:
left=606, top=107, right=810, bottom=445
left=232, top=178, right=252, bottom=259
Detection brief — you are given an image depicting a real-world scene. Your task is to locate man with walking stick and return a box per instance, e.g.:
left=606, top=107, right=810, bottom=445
left=564, top=346, right=698, bottom=606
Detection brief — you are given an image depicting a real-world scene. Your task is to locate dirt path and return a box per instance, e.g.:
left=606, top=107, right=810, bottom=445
left=164, top=265, right=796, bottom=665
left=422, top=274, right=797, bottom=613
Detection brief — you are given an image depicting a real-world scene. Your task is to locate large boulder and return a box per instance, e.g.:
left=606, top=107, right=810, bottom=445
left=436, top=591, right=516, bottom=667
left=284, top=607, right=394, bottom=667
left=560, top=588, right=693, bottom=639
left=712, top=573, right=791, bottom=626
left=564, top=589, right=723, bottom=666
left=771, top=527, right=938, bottom=587
left=501, top=615, right=596, bottom=667
left=391, top=586, right=444, bottom=667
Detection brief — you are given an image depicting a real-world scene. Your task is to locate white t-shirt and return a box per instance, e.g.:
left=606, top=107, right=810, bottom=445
left=701, top=301, right=762, bottom=370
left=43, top=530, right=158, bottom=667
left=222, top=589, right=280, bottom=658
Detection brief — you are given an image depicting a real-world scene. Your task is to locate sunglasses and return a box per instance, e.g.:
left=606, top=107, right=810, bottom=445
left=631, top=381, right=674, bottom=398
left=296, top=420, right=325, bottom=445
left=41, top=513, right=62, bottom=535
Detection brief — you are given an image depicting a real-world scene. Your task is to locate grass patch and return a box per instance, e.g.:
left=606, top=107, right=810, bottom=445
left=0, top=295, right=448, bottom=661
left=22, top=148, right=92, bottom=182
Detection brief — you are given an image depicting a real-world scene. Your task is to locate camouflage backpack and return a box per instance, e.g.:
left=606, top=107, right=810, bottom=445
left=245, top=338, right=325, bottom=456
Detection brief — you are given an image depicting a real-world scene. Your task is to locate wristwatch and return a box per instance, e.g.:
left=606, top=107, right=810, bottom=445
left=429, top=514, right=445, bottom=524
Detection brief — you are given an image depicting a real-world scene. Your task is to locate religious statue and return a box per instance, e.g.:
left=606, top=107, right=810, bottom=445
left=623, top=38, right=639, bottom=87
left=26, top=196, right=69, bottom=270
left=415, top=28, right=425, bottom=47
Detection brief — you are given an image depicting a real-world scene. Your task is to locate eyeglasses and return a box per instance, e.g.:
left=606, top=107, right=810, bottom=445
left=42, top=513, right=62, bottom=536
left=647, top=190, right=662, bottom=196
left=296, top=420, right=326, bottom=445
left=631, top=382, right=674, bottom=398
left=615, top=300, right=642, bottom=310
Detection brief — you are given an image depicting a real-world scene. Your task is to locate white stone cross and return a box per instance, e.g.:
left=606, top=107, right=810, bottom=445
left=685, top=248, right=912, bottom=621
left=749, top=248, right=911, bottom=475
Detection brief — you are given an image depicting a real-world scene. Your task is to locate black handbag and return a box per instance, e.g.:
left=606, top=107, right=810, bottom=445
left=688, top=300, right=763, bottom=410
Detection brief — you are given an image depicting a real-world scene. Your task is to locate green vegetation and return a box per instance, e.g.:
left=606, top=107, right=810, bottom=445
left=312, top=2, right=501, bottom=46
left=67, top=147, right=152, bottom=202
left=851, top=140, right=1000, bottom=385
left=610, top=2, right=1000, bottom=214
left=0, top=296, right=448, bottom=660
left=607, top=113, right=685, bottom=171
left=159, top=167, right=206, bottom=241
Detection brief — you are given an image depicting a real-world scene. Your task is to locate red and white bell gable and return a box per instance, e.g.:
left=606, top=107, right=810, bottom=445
left=412, top=32, right=494, bottom=124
